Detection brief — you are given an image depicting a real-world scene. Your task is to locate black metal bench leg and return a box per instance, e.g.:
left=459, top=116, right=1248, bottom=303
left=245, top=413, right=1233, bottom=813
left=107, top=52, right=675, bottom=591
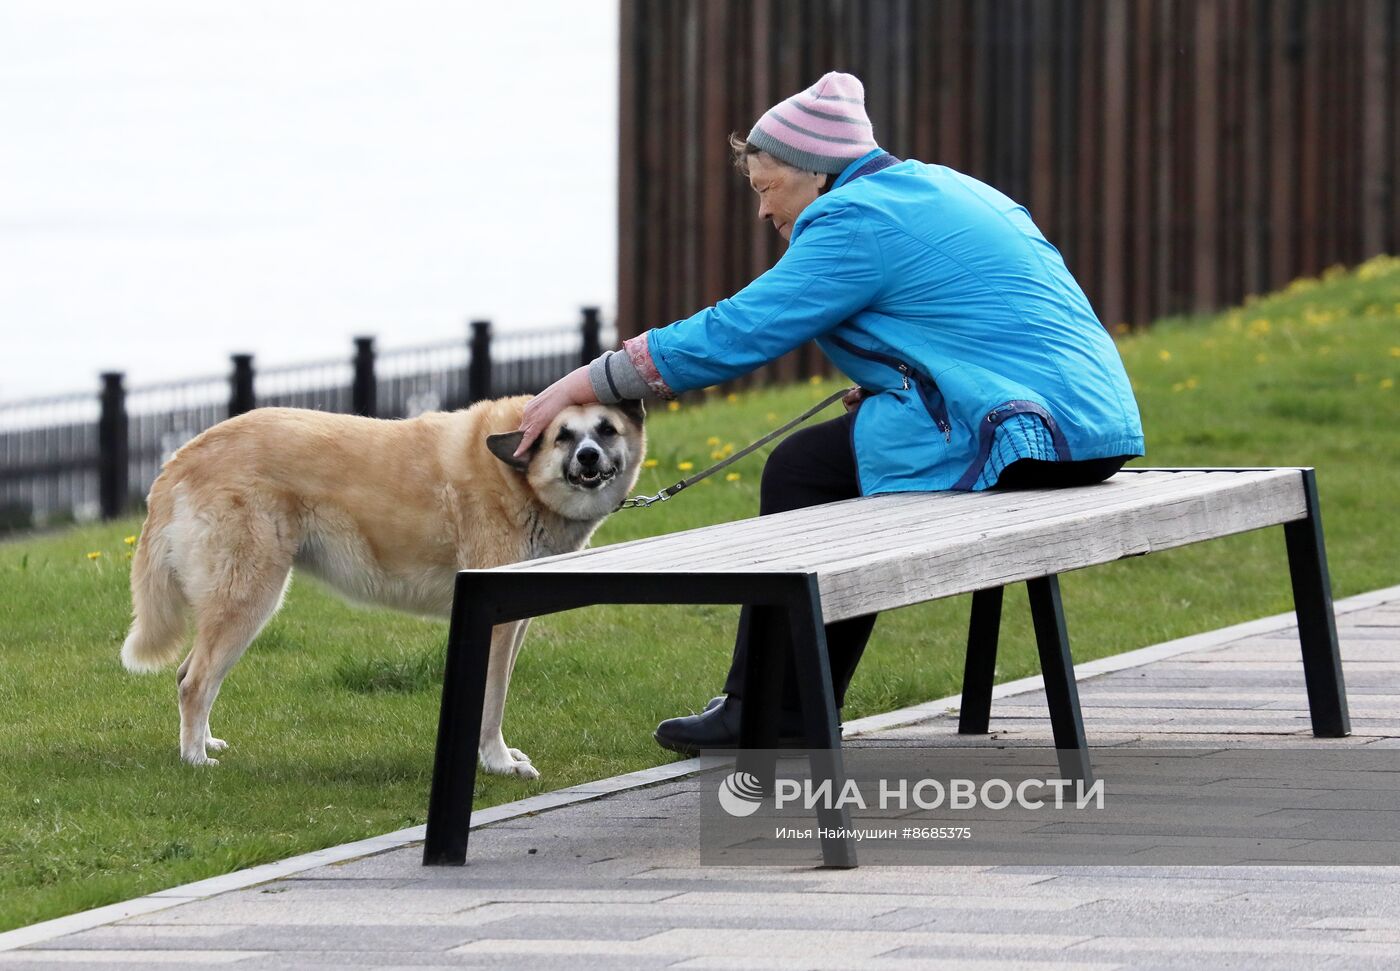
left=1025, top=575, right=1092, bottom=783
left=737, top=604, right=788, bottom=788
left=786, top=575, right=856, bottom=868
left=1283, top=469, right=1351, bottom=737
left=423, top=576, right=496, bottom=865
left=959, top=586, right=1004, bottom=734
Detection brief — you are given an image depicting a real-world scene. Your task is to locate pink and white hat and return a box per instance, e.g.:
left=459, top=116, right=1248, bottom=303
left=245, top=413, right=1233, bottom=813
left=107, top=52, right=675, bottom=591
left=747, top=71, right=878, bottom=174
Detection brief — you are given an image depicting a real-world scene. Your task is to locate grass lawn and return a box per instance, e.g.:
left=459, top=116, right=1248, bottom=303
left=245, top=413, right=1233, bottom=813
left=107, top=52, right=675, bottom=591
left=2, top=255, right=1398, bottom=931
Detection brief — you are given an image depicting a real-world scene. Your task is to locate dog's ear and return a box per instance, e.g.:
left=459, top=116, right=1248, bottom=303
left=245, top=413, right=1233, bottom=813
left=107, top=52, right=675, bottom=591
left=616, top=398, right=646, bottom=428
left=486, top=431, right=533, bottom=472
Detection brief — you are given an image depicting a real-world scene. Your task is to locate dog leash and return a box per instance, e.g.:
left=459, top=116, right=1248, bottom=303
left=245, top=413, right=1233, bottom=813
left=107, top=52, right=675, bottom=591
left=617, top=386, right=855, bottom=510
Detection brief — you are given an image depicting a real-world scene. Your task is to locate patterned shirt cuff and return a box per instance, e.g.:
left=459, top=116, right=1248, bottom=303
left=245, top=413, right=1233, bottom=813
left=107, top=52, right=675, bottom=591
left=624, top=332, right=677, bottom=400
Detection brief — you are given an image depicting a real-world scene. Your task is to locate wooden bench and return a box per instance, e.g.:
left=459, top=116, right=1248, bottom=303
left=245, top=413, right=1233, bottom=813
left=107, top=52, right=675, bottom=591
left=422, top=467, right=1350, bottom=867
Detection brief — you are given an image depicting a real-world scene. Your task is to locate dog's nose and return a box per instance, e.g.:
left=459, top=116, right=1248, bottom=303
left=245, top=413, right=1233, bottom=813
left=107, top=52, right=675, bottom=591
left=576, top=446, right=600, bottom=467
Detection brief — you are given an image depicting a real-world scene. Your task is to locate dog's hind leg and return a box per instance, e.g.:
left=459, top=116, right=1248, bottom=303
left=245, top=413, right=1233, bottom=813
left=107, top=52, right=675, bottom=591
left=177, top=517, right=293, bottom=766
left=478, top=619, right=539, bottom=780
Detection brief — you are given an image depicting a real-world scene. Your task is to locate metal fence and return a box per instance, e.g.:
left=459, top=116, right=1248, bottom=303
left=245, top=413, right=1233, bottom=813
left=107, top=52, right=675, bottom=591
left=0, top=309, right=611, bottom=532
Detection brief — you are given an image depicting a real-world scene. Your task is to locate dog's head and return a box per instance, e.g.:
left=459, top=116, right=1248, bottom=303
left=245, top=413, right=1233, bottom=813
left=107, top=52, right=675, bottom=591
left=486, top=399, right=646, bottom=521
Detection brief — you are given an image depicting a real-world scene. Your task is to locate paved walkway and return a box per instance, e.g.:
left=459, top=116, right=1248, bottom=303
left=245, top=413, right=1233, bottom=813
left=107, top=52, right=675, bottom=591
left=3, top=587, right=1399, bottom=970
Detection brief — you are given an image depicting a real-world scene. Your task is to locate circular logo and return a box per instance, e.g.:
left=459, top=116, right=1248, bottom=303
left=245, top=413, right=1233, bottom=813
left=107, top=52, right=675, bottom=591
left=717, top=771, right=765, bottom=817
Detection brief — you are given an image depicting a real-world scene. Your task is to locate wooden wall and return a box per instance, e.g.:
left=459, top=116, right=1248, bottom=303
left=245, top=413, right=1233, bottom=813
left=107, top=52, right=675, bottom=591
left=618, top=0, right=1400, bottom=381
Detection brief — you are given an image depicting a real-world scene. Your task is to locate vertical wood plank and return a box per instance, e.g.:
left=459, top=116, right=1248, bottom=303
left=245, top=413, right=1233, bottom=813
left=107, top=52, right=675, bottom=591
left=1241, top=0, right=1265, bottom=298
left=1131, top=0, right=1155, bottom=327
left=1153, top=0, right=1176, bottom=314
left=1029, top=0, right=1055, bottom=227
left=1101, top=0, right=1129, bottom=330
left=1193, top=0, right=1219, bottom=313
left=1298, top=0, right=1323, bottom=274
left=1269, top=0, right=1297, bottom=288
left=1359, top=0, right=1387, bottom=259
left=1075, top=0, right=1103, bottom=316
left=617, top=0, right=639, bottom=340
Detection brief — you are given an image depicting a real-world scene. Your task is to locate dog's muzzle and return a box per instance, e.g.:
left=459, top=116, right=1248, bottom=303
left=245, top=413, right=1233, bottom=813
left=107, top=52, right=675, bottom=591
left=567, top=446, right=617, bottom=490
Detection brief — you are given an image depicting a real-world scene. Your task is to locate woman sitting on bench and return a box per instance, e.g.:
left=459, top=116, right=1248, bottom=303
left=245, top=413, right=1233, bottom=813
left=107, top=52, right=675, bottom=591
left=511, top=70, right=1144, bottom=755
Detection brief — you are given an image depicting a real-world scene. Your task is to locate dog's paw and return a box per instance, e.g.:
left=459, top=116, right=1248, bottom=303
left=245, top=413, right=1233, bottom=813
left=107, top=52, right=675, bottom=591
left=182, top=752, right=220, bottom=767
left=480, top=745, right=540, bottom=780
left=205, top=736, right=228, bottom=752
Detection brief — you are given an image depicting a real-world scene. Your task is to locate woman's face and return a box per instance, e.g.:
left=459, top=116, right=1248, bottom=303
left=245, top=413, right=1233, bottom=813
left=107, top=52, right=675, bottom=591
left=747, top=154, right=828, bottom=242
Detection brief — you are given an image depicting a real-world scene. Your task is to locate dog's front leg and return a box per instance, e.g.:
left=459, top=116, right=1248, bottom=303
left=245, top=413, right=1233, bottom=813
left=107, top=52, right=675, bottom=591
left=478, top=619, right=539, bottom=780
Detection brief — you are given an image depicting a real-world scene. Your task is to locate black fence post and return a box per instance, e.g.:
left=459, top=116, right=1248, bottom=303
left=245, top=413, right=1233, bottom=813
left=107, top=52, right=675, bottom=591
left=353, top=336, right=377, bottom=417
left=229, top=354, right=255, bottom=417
left=468, top=320, right=492, bottom=403
left=98, top=372, right=128, bottom=520
left=580, top=306, right=602, bottom=367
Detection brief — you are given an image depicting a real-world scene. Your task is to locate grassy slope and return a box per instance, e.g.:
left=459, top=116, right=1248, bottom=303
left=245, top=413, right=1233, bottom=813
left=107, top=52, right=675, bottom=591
left=2, top=255, right=1397, bottom=930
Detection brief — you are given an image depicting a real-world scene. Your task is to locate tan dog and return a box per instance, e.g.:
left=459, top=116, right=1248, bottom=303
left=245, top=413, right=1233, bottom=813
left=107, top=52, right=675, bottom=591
left=120, top=396, right=645, bottom=777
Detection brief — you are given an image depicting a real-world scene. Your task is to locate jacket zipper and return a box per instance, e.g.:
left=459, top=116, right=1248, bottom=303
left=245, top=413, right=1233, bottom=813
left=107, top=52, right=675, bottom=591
left=827, top=335, right=951, bottom=441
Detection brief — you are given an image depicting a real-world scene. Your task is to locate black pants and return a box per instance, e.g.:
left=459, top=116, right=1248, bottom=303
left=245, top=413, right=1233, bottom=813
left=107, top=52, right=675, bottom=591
left=722, top=410, right=1130, bottom=710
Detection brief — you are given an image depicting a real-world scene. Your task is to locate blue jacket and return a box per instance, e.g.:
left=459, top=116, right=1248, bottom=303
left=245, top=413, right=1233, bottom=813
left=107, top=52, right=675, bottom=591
left=646, top=150, right=1144, bottom=494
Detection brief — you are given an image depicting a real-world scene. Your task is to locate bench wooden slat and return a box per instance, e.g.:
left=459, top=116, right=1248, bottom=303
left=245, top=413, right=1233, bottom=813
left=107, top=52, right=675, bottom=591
left=813, top=470, right=1307, bottom=621
left=501, top=470, right=1301, bottom=580
left=587, top=471, right=1238, bottom=574
left=499, top=470, right=1214, bottom=572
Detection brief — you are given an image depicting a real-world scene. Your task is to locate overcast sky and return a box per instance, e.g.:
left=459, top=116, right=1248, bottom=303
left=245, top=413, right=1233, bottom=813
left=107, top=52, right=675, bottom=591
left=0, top=1, right=618, bottom=400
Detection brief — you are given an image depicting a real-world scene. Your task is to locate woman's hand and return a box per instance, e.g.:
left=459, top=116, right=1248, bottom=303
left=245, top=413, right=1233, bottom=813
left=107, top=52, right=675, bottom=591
left=514, top=366, right=597, bottom=457
left=842, top=386, right=872, bottom=412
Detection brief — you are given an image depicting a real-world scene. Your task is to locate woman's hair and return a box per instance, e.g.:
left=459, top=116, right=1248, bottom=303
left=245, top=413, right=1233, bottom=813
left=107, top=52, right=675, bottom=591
left=728, top=131, right=763, bottom=175
left=728, top=131, right=831, bottom=193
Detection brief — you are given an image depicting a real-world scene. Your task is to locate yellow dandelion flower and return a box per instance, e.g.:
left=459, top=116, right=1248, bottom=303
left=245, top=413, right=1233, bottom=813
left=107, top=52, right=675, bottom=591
left=1248, top=318, right=1271, bottom=337
left=726, top=472, right=742, bottom=482
left=678, top=461, right=694, bottom=471
left=808, top=374, right=823, bottom=385
left=766, top=412, right=778, bottom=422
left=643, top=458, right=659, bottom=469
left=706, top=436, right=721, bottom=446
left=1389, top=347, right=1400, bottom=358
left=1172, top=382, right=1186, bottom=393
left=1256, top=353, right=1269, bottom=365
left=124, top=535, right=137, bottom=546
left=1382, top=378, right=1395, bottom=391
left=1157, top=350, right=1172, bottom=362
left=1185, top=377, right=1199, bottom=390
left=86, top=551, right=102, bottom=560
left=726, top=393, right=739, bottom=404
left=666, top=401, right=680, bottom=412
left=711, top=450, right=725, bottom=460
left=720, top=443, right=734, bottom=456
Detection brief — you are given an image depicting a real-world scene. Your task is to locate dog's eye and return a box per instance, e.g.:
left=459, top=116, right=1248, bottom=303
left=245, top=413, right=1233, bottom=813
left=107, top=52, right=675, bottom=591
left=596, top=421, right=617, bottom=438
left=555, top=428, right=575, bottom=444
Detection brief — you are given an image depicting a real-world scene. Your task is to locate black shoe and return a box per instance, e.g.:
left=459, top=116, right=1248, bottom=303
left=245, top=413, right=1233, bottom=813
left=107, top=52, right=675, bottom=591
left=653, top=696, right=814, bottom=757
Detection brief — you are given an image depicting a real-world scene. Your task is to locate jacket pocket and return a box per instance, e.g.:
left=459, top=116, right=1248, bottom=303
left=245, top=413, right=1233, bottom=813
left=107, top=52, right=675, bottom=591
left=826, top=335, right=951, bottom=441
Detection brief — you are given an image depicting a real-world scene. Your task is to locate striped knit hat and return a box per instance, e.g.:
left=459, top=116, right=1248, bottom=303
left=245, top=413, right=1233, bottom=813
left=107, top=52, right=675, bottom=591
left=747, top=71, right=878, bottom=174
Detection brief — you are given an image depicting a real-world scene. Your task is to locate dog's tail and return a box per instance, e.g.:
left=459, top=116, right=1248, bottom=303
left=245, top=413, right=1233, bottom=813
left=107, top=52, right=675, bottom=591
left=121, top=483, right=189, bottom=673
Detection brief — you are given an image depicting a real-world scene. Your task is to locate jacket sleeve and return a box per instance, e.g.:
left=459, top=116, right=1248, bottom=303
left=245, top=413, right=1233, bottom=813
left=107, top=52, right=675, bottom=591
left=646, top=203, right=884, bottom=393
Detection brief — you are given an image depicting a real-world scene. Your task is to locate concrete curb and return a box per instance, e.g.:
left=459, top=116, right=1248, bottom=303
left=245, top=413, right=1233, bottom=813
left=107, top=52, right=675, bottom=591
left=3, top=583, right=1395, bottom=951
